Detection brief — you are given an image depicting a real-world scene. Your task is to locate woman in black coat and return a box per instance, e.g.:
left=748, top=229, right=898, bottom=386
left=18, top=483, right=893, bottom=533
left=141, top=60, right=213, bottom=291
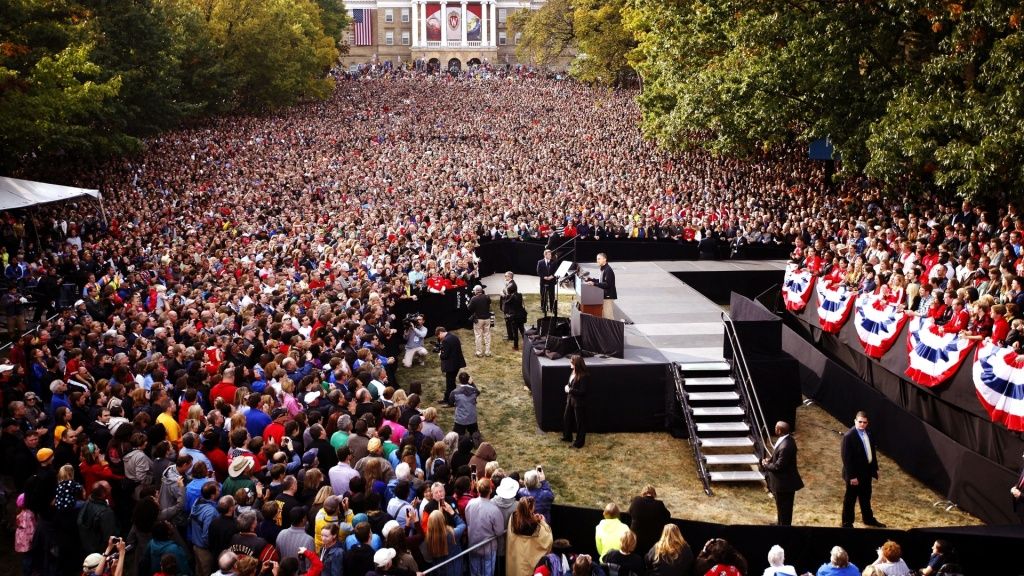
left=561, top=354, right=588, bottom=448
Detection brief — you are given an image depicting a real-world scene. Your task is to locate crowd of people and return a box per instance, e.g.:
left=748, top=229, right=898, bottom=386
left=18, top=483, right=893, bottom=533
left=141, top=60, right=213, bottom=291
left=0, top=64, right=1011, bottom=576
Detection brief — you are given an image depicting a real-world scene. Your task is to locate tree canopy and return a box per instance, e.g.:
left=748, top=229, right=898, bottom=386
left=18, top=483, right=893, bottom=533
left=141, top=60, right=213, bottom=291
left=0, top=0, right=345, bottom=171
left=511, top=0, right=636, bottom=85
left=624, top=0, right=1024, bottom=201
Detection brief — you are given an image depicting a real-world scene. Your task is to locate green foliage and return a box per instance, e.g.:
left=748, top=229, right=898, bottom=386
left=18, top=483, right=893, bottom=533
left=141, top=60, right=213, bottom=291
left=209, top=0, right=338, bottom=110
left=625, top=0, right=1024, bottom=201
left=512, top=0, right=635, bottom=86
left=571, top=0, right=636, bottom=85
left=0, top=0, right=342, bottom=171
left=510, top=0, right=575, bottom=68
left=316, top=0, right=351, bottom=42
left=0, top=0, right=130, bottom=168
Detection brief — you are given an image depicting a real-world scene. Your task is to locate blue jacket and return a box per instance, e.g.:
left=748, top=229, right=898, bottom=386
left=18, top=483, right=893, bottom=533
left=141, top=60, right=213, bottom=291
left=188, top=498, right=218, bottom=548
left=321, top=542, right=345, bottom=576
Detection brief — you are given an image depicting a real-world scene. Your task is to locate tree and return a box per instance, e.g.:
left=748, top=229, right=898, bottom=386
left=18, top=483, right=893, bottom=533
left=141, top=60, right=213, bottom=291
left=511, top=0, right=635, bottom=85
left=572, top=0, right=636, bottom=85
left=509, top=0, right=575, bottom=67
left=625, top=0, right=1024, bottom=201
left=203, top=0, right=338, bottom=109
left=0, top=0, right=127, bottom=169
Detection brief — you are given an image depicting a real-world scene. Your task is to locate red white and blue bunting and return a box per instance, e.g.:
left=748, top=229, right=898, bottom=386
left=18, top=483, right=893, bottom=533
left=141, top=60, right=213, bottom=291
left=815, top=281, right=856, bottom=333
left=905, top=316, right=975, bottom=388
left=783, top=264, right=815, bottom=312
left=853, top=293, right=909, bottom=359
left=973, top=342, right=1024, bottom=432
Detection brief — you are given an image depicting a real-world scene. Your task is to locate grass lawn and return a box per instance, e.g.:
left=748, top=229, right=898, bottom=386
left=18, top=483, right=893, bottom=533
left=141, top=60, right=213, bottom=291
left=399, top=295, right=982, bottom=529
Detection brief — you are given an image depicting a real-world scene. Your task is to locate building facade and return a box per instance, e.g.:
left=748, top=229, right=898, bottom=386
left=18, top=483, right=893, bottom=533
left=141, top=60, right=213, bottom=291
left=342, top=0, right=547, bottom=70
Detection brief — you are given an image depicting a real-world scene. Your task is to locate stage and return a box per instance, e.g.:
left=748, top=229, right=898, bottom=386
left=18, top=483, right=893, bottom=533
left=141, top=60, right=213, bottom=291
left=500, top=260, right=787, bottom=432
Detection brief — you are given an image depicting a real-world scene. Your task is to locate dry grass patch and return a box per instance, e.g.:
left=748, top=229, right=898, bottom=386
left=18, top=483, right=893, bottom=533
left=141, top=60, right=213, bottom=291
left=400, top=295, right=982, bottom=529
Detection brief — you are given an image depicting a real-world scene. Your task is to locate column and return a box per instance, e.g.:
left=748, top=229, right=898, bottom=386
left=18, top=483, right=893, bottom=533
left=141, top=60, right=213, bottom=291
left=489, top=0, right=497, bottom=47
left=460, top=1, right=468, bottom=46
left=411, top=0, right=419, bottom=47
left=420, top=1, right=428, bottom=45
left=481, top=1, right=488, bottom=47
left=440, top=1, right=448, bottom=44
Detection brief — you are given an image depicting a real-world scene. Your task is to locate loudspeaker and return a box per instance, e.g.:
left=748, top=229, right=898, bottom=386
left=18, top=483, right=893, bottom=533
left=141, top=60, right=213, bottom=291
left=537, top=316, right=570, bottom=337
left=544, top=335, right=579, bottom=356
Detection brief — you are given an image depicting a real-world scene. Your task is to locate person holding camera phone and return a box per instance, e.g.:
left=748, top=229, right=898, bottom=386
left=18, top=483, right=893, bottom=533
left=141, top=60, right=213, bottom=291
left=82, top=536, right=127, bottom=576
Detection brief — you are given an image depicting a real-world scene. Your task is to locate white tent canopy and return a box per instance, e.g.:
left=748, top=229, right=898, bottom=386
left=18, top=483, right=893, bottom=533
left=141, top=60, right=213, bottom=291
left=0, top=176, right=101, bottom=210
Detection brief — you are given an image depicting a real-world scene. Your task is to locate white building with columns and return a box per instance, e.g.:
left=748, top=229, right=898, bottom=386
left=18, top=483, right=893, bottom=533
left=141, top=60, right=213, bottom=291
left=341, top=0, right=549, bottom=70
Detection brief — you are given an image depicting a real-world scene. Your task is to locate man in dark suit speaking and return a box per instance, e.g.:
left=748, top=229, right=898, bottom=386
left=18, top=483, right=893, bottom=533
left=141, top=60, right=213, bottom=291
left=761, top=420, right=804, bottom=526
left=841, top=411, right=885, bottom=528
left=537, top=249, right=558, bottom=316
left=585, top=252, right=617, bottom=318
left=435, top=326, right=466, bottom=407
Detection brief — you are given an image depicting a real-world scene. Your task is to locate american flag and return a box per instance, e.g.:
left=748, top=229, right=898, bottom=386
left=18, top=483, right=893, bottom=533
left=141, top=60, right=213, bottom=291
left=353, top=9, right=373, bottom=46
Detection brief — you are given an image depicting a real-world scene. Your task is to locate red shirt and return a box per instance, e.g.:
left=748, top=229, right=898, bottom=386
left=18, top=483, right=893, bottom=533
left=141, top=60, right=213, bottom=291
left=204, top=446, right=230, bottom=482
left=992, top=317, right=1010, bottom=345
left=210, top=381, right=238, bottom=406
left=264, top=422, right=285, bottom=446
left=943, top=308, right=969, bottom=334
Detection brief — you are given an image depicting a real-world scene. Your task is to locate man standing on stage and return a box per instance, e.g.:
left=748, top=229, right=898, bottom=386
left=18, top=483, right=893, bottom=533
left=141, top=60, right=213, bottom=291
left=537, top=249, right=558, bottom=316
left=761, top=421, right=804, bottom=526
left=841, top=411, right=886, bottom=528
left=435, top=326, right=466, bottom=407
left=585, top=253, right=617, bottom=318
left=468, top=285, right=492, bottom=358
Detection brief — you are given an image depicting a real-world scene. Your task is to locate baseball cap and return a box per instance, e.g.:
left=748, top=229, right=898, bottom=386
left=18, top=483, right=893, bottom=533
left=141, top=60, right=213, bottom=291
left=382, top=520, right=401, bottom=539
left=36, top=448, right=54, bottom=463
left=302, top=448, right=319, bottom=466
left=374, top=548, right=397, bottom=567
left=83, top=553, right=104, bottom=571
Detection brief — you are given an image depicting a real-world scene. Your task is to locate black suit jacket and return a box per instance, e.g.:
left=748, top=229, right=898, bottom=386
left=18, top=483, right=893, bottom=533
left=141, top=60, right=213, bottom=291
left=593, top=264, right=617, bottom=299
left=537, top=258, right=558, bottom=286
left=841, top=427, right=879, bottom=481
left=763, top=435, right=804, bottom=493
left=439, top=332, right=466, bottom=374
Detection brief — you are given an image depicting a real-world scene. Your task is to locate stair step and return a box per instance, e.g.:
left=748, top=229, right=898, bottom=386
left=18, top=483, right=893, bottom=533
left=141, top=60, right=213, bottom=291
left=699, top=436, right=755, bottom=448
left=684, top=377, right=735, bottom=386
left=677, top=361, right=731, bottom=372
left=704, top=454, right=760, bottom=466
left=710, top=470, right=765, bottom=482
left=687, top=391, right=740, bottom=402
left=697, top=421, right=750, bottom=433
left=692, top=406, right=745, bottom=417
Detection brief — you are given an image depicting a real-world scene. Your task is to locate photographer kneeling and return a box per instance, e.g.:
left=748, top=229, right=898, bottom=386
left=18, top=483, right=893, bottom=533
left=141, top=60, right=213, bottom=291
left=402, top=314, right=428, bottom=368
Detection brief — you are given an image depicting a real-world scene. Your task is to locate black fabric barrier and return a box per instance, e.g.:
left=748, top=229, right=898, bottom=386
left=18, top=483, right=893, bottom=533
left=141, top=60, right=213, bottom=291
left=673, top=269, right=787, bottom=306
left=788, top=300, right=1024, bottom=471
left=390, top=287, right=472, bottom=333
left=522, top=335, right=668, bottom=432
left=548, top=504, right=1021, bottom=575
left=577, top=311, right=625, bottom=358
left=778, top=312, right=1021, bottom=525
left=475, top=239, right=793, bottom=277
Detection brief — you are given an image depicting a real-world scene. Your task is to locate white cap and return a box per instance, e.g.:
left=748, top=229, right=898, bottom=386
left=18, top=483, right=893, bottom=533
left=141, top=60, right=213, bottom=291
left=496, top=477, right=519, bottom=499
left=373, top=548, right=397, bottom=567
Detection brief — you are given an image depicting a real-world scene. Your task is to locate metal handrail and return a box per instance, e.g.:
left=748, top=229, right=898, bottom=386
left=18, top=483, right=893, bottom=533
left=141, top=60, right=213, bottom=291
left=422, top=534, right=498, bottom=574
left=721, top=311, right=773, bottom=458
left=671, top=363, right=713, bottom=496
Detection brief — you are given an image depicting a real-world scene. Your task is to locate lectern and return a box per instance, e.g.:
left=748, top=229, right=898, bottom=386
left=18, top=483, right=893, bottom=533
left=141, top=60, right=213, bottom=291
left=575, top=274, right=606, bottom=317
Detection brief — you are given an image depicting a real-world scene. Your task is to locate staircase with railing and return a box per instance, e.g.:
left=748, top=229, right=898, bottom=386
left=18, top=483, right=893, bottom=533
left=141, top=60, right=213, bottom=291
left=674, top=312, right=774, bottom=495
